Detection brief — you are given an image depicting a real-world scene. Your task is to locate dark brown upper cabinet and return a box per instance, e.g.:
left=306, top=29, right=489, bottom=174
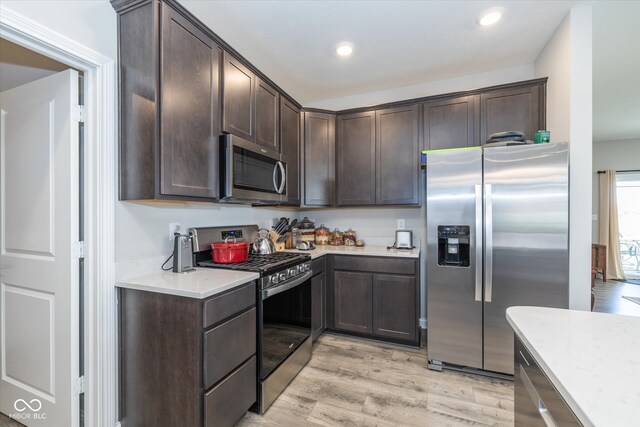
left=223, top=53, right=280, bottom=152
left=336, top=111, right=376, bottom=206
left=115, top=0, right=221, bottom=201
left=376, top=105, right=420, bottom=205
left=280, top=98, right=301, bottom=205
left=423, top=95, right=479, bottom=150
left=334, top=105, right=419, bottom=207
left=255, top=77, right=280, bottom=151
left=480, top=84, right=545, bottom=143
left=223, top=52, right=255, bottom=142
left=303, top=111, right=335, bottom=206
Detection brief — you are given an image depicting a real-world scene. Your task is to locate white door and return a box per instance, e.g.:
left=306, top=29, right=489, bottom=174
left=0, top=69, right=80, bottom=426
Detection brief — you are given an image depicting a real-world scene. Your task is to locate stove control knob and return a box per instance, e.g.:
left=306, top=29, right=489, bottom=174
left=289, top=268, right=297, bottom=276
left=298, top=265, right=305, bottom=273
left=270, top=275, right=279, bottom=285
left=279, top=273, right=287, bottom=281
left=304, top=263, right=311, bottom=271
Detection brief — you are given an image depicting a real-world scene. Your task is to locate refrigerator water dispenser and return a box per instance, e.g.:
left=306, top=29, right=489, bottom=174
left=437, top=226, right=470, bottom=267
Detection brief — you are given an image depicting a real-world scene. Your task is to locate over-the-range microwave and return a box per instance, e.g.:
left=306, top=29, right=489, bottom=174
left=219, top=134, right=287, bottom=204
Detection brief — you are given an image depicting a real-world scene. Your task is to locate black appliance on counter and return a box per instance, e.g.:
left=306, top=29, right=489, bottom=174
left=190, top=225, right=312, bottom=414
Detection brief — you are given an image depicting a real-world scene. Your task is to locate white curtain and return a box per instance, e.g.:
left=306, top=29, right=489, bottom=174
left=598, top=170, right=626, bottom=280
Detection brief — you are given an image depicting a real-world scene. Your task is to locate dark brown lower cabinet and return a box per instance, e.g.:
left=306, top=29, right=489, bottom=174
left=119, top=281, right=257, bottom=427
left=373, top=274, right=417, bottom=341
left=312, top=257, right=327, bottom=342
left=329, top=256, right=419, bottom=346
left=333, top=271, right=373, bottom=334
left=311, top=273, right=326, bottom=341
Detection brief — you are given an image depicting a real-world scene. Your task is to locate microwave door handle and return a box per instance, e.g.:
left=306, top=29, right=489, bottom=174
left=277, top=161, right=286, bottom=194
left=272, top=162, right=279, bottom=193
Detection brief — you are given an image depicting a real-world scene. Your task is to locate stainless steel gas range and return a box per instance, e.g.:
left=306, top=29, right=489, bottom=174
left=190, top=225, right=312, bottom=414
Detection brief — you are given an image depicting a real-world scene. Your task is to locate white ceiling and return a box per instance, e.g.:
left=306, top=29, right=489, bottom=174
left=179, top=0, right=579, bottom=105
left=179, top=0, right=639, bottom=143
left=593, top=1, right=640, bottom=143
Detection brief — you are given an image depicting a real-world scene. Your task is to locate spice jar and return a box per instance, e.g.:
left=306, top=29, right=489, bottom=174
left=344, top=229, right=357, bottom=246
left=329, top=228, right=344, bottom=246
left=298, top=217, right=315, bottom=242
left=315, top=224, right=330, bottom=245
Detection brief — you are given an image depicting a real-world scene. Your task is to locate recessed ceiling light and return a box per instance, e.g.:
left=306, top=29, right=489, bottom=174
left=335, top=43, right=354, bottom=57
left=477, top=8, right=504, bottom=27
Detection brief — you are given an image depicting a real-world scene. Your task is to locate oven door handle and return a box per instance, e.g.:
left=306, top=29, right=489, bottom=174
left=261, top=270, right=313, bottom=300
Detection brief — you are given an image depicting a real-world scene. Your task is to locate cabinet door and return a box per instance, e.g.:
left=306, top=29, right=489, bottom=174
left=424, top=95, right=479, bottom=149
left=223, top=52, right=255, bottom=141
left=160, top=5, right=220, bottom=198
left=280, top=98, right=301, bottom=205
left=480, top=84, right=543, bottom=143
left=376, top=105, right=419, bottom=205
left=255, top=77, right=279, bottom=151
left=333, top=271, right=372, bottom=334
left=372, top=274, right=417, bottom=342
left=336, top=111, right=376, bottom=205
left=311, top=273, right=325, bottom=341
left=303, top=112, right=335, bottom=206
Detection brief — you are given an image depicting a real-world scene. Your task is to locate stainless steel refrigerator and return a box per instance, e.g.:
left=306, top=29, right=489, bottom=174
left=426, top=142, right=569, bottom=375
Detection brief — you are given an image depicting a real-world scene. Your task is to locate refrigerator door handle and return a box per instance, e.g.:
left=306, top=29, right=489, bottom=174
left=485, top=183, right=493, bottom=302
left=474, top=184, right=483, bottom=302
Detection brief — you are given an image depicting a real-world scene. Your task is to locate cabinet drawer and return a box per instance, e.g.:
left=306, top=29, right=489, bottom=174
left=203, top=281, right=256, bottom=328
left=205, top=355, right=257, bottom=427
left=515, top=338, right=581, bottom=426
left=334, top=255, right=416, bottom=275
left=204, top=308, right=256, bottom=389
left=312, top=257, right=326, bottom=277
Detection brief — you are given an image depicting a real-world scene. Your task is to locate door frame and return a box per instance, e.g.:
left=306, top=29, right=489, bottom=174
left=0, top=6, right=117, bottom=427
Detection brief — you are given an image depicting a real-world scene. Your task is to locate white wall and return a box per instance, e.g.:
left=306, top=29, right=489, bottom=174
left=305, top=64, right=535, bottom=111
left=1, top=1, right=117, bottom=60
left=592, top=139, right=640, bottom=240
left=534, top=6, right=593, bottom=311
left=115, top=202, right=295, bottom=278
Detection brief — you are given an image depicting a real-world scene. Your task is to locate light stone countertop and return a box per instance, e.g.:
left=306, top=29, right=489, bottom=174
left=506, top=306, right=640, bottom=427
left=285, top=245, right=420, bottom=259
left=116, top=268, right=259, bottom=299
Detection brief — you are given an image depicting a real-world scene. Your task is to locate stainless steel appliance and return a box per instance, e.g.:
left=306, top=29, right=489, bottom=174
left=394, top=230, right=414, bottom=249
left=426, top=142, right=569, bottom=376
left=190, top=225, right=312, bottom=413
left=220, top=134, right=286, bottom=203
left=172, top=233, right=195, bottom=273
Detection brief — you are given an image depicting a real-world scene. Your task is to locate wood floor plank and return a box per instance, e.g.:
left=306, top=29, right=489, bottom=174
left=239, top=334, right=515, bottom=426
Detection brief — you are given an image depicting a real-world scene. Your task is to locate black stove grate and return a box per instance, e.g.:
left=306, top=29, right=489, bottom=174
left=198, top=251, right=309, bottom=273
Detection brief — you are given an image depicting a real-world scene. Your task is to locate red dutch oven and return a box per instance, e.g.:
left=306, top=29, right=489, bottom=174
left=210, top=238, right=249, bottom=263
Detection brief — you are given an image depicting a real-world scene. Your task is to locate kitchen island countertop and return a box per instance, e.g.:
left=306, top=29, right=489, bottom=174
left=285, top=245, right=420, bottom=259
left=506, top=306, right=640, bottom=427
left=116, top=268, right=259, bottom=299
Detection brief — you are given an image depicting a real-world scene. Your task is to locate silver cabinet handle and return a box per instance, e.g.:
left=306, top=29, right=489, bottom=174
left=475, top=184, right=483, bottom=302
left=484, top=183, right=493, bottom=303
left=277, top=161, right=286, bottom=194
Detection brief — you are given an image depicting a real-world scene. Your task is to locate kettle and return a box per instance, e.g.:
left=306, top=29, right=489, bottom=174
left=173, top=233, right=195, bottom=273
left=252, top=228, right=276, bottom=255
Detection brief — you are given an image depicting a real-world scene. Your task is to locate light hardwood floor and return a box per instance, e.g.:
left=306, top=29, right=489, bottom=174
left=239, top=334, right=514, bottom=427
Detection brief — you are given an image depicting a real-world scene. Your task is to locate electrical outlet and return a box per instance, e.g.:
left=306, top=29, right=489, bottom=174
left=169, top=222, right=181, bottom=241
left=397, top=219, right=405, bottom=230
